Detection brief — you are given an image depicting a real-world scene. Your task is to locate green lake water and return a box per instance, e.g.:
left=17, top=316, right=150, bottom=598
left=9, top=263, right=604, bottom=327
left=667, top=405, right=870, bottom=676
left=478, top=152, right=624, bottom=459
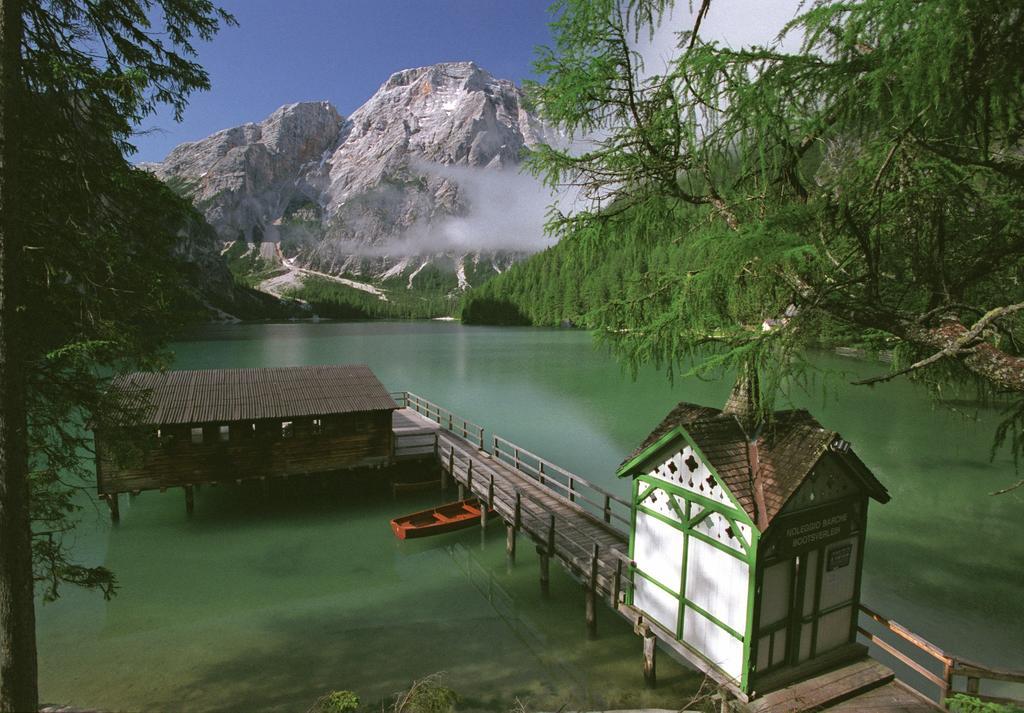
left=36, top=321, right=1023, bottom=711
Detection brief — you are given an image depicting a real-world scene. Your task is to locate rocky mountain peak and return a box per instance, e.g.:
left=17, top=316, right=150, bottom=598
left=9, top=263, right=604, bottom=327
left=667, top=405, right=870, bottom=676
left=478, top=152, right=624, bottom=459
left=147, top=62, right=550, bottom=289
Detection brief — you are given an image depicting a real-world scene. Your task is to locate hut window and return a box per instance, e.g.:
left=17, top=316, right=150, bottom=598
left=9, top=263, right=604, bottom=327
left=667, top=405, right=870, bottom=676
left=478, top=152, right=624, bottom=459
left=282, top=421, right=294, bottom=439
left=312, top=418, right=322, bottom=435
left=190, top=427, right=203, bottom=445
left=219, top=425, right=230, bottom=442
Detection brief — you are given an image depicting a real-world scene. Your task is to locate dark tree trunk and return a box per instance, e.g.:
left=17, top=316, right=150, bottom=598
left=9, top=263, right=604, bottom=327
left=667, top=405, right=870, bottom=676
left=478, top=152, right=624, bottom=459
left=0, top=0, right=39, bottom=710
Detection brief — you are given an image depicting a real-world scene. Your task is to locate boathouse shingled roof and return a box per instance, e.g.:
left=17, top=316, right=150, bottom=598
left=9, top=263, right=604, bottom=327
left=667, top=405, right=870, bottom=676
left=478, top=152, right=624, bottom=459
left=109, top=365, right=398, bottom=426
left=618, top=402, right=889, bottom=527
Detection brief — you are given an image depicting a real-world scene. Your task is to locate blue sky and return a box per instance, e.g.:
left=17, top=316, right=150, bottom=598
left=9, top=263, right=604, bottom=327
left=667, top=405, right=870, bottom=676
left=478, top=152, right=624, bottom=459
left=132, top=0, right=555, bottom=163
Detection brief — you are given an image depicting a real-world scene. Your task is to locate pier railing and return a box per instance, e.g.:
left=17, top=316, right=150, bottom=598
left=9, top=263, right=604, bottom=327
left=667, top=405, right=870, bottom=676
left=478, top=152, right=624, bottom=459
left=392, top=391, right=631, bottom=534
left=491, top=435, right=631, bottom=533
left=392, top=391, right=486, bottom=449
left=438, top=437, right=633, bottom=603
left=857, top=603, right=1024, bottom=707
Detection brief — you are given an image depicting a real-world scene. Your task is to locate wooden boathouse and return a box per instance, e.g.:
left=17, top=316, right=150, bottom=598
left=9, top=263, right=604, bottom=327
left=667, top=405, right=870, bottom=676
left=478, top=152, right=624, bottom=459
left=95, top=365, right=398, bottom=520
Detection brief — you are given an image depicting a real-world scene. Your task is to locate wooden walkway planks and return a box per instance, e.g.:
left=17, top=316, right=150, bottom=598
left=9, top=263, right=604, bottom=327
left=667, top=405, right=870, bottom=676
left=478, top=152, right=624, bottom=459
left=433, top=423, right=629, bottom=598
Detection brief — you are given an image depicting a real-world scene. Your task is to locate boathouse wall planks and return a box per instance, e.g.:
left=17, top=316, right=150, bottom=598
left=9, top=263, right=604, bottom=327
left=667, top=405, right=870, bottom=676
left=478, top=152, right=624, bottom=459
left=95, top=365, right=398, bottom=495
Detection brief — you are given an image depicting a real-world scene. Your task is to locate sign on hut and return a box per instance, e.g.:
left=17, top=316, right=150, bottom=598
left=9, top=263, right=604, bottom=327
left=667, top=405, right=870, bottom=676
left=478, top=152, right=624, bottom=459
left=94, top=365, right=398, bottom=520
left=616, top=381, right=889, bottom=696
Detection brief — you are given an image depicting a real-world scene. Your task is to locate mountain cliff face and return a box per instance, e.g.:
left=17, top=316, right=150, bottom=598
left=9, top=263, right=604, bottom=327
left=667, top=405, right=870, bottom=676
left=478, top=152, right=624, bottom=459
left=146, top=62, right=550, bottom=292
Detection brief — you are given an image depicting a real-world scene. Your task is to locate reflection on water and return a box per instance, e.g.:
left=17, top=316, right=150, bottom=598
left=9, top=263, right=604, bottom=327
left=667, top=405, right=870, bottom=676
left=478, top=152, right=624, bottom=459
left=36, top=321, right=1023, bottom=711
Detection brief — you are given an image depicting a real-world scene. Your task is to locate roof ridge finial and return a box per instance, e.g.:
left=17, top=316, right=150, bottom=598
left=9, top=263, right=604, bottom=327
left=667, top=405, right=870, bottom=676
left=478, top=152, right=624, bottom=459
left=723, top=361, right=761, bottom=434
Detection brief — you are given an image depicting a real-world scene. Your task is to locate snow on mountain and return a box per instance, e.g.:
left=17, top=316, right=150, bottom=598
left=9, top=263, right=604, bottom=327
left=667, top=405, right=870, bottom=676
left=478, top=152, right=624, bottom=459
left=145, top=61, right=552, bottom=290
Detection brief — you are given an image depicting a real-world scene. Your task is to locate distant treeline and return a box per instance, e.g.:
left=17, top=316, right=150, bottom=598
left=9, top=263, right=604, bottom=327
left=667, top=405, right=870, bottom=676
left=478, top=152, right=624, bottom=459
left=284, top=275, right=460, bottom=320
left=461, top=234, right=660, bottom=327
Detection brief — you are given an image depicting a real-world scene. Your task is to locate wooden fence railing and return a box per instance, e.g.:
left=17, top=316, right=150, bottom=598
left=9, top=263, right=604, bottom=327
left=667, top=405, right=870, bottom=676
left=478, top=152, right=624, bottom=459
left=490, top=434, right=632, bottom=533
left=858, top=603, right=1024, bottom=707
left=392, top=391, right=632, bottom=535
left=436, top=436, right=631, bottom=603
left=392, top=391, right=487, bottom=449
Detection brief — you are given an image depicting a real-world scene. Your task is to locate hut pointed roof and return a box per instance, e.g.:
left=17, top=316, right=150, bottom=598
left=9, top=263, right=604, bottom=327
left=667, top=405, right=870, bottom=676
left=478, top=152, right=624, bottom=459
left=617, top=401, right=889, bottom=528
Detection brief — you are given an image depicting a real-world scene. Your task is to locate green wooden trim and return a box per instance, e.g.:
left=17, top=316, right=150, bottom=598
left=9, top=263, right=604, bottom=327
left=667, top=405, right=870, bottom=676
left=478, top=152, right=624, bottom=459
left=616, top=426, right=686, bottom=477
left=682, top=598, right=744, bottom=641
left=637, top=504, right=752, bottom=563
left=628, top=478, right=638, bottom=607
left=635, top=482, right=658, bottom=505
left=619, top=427, right=757, bottom=530
left=666, top=491, right=687, bottom=522
left=636, top=481, right=687, bottom=523
left=637, top=474, right=740, bottom=521
left=678, top=498, right=692, bottom=639
left=687, top=505, right=714, bottom=529
left=740, top=528, right=760, bottom=692
left=633, top=567, right=682, bottom=598
left=634, top=475, right=741, bottom=520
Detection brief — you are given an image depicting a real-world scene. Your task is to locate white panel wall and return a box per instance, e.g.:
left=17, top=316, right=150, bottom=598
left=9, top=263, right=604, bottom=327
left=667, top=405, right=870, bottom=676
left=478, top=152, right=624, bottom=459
left=635, top=574, right=680, bottom=633
left=685, top=536, right=750, bottom=633
left=634, top=510, right=684, bottom=592
left=683, top=605, right=745, bottom=679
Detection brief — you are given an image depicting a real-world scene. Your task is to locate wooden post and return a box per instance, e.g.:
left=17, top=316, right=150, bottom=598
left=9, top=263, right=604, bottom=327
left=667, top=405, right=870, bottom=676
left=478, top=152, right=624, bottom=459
left=184, top=485, right=194, bottom=515
left=539, top=461, right=546, bottom=486
left=444, top=445, right=453, bottom=490
left=487, top=474, right=494, bottom=510
left=538, top=547, right=550, bottom=596
left=612, top=557, right=623, bottom=608
left=514, top=491, right=521, bottom=530
left=942, top=661, right=954, bottom=703
left=586, top=542, right=599, bottom=637
left=466, top=459, right=473, bottom=496
left=493, top=435, right=499, bottom=456
left=547, top=513, right=556, bottom=557
left=643, top=631, right=657, bottom=688
left=480, top=499, right=489, bottom=530
left=478, top=427, right=485, bottom=450
left=569, top=476, right=576, bottom=503
left=506, top=523, right=516, bottom=565
left=433, top=432, right=439, bottom=459
left=106, top=493, right=120, bottom=523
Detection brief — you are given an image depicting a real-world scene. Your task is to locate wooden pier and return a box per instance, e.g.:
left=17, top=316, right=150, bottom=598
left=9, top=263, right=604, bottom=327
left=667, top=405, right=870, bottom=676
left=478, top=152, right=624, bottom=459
left=390, top=392, right=1023, bottom=712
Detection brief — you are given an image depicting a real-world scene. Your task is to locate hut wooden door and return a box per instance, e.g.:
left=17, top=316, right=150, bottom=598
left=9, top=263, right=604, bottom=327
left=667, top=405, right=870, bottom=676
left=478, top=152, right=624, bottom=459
left=755, top=533, right=860, bottom=674
left=792, top=535, right=860, bottom=663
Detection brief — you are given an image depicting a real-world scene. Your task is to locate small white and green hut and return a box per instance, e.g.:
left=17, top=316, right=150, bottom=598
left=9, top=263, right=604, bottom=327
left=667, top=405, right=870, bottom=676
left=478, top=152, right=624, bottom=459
left=616, top=382, right=889, bottom=696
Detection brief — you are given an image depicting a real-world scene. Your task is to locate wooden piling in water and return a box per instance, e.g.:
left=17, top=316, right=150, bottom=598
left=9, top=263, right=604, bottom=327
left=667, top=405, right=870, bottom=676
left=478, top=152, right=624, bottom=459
left=106, top=493, right=120, bottom=523
left=643, top=630, right=657, bottom=688
left=184, top=485, right=194, bottom=515
left=506, top=522, right=516, bottom=564
left=539, top=550, right=550, bottom=595
left=586, top=542, right=599, bottom=637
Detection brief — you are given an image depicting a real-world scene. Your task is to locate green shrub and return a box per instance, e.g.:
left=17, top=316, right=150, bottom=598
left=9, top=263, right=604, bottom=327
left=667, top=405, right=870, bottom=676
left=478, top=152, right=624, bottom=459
left=947, top=694, right=1023, bottom=713
left=312, top=690, right=360, bottom=713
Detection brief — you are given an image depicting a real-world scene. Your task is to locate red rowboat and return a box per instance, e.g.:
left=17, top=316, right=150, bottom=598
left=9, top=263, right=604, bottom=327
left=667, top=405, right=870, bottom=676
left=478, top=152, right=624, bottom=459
left=390, top=499, right=491, bottom=540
